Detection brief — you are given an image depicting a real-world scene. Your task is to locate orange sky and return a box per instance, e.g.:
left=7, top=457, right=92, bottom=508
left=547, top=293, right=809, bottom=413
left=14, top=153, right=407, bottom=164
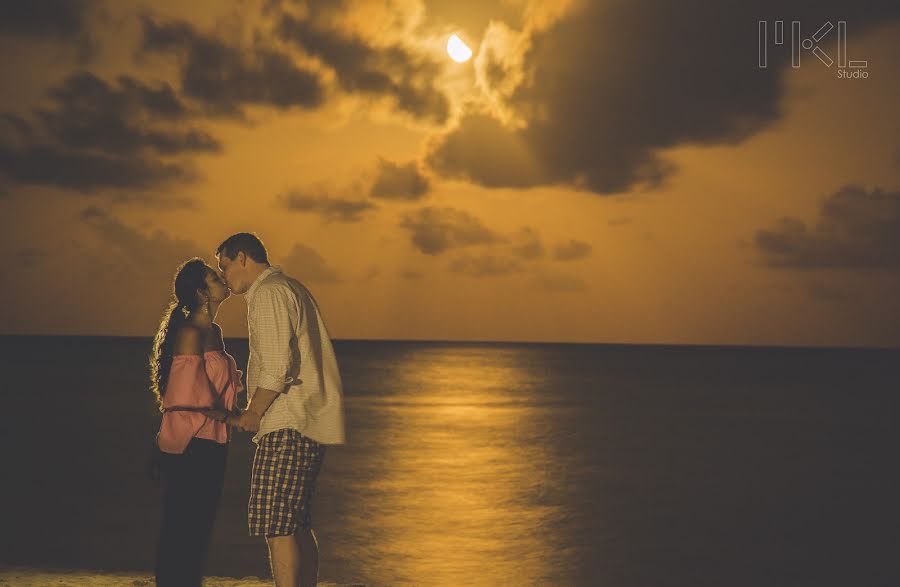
left=1, top=1, right=899, bottom=347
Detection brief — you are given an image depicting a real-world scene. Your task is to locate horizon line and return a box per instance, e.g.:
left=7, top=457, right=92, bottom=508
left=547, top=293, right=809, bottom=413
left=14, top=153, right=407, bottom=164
left=0, top=333, right=896, bottom=352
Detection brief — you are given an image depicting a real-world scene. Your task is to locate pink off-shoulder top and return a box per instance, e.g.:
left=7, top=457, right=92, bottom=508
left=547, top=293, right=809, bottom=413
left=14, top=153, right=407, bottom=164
left=156, top=350, right=244, bottom=454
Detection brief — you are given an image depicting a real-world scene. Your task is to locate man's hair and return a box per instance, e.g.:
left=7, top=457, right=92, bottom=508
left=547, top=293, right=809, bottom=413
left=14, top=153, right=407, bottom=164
left=216, top=232, right=269, bottom=264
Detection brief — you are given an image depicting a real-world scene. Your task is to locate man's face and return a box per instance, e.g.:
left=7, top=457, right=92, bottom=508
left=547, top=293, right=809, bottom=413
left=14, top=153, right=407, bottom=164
left=217, top=252, right=248, bottom=294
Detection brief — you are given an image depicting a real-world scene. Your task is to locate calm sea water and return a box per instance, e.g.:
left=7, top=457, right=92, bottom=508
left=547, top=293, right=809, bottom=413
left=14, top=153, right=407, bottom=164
left=0, top=336, right=896, bottom=586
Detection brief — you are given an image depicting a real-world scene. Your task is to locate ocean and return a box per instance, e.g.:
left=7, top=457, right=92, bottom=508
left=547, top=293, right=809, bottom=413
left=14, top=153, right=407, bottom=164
left=0, top=336, right=896, bottom=586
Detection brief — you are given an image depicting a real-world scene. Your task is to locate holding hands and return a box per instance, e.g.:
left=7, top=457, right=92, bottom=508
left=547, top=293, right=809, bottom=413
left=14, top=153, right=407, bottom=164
left=227, top=409, right=262, bottom=433
left=201, top=406, right=260, bottom=432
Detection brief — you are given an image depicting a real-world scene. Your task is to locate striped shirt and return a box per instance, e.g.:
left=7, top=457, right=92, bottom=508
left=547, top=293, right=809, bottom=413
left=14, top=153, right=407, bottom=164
left=246, top=265, right=346, bottom=445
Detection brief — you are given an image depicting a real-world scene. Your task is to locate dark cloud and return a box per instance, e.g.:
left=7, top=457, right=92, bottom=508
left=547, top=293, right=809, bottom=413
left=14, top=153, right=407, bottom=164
left=369, top=158, right=430, bottom=200
left=0, top=142, right=195, bottom=193
left=429, top=1, right=900, bottom=195
left=449, top=253, right=524, bottom=277
left=510, top=227, right=545, bottom=260
left=0, top=0, right=88, bottom=36
left=0, top=72, right=216, bottom=195
left=281, top=243, right=341, bottom=283
left=37, top=72, right=219, bottom=156
left=399, top=206, right=503, bottom=255
left=553, top=239, right=592, bottom=261
left=0, top=0, right=96, bottom=59
left=140, top=16, right=324, bottom=117
left=426, top=114, right=545, bottom=188
left=277, top=13, right=450, bottom=123
left=52, top=72, right=186, bottom=118
left=754, top=185, right=900, bottom=269
left=278, top=189, right=376, bottom=223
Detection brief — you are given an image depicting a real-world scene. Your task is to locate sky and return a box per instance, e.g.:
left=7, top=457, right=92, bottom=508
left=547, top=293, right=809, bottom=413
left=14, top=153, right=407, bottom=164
left=1, top=0, right=899, bottom=347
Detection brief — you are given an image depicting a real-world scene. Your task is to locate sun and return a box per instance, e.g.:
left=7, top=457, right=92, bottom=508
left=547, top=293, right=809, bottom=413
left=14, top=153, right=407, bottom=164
left=447, top=34, right=473, bottom=63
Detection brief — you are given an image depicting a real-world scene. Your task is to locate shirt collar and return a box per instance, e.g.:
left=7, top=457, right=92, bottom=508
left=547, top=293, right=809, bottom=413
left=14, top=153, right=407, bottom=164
left=246, top=265, right=282, bottom=301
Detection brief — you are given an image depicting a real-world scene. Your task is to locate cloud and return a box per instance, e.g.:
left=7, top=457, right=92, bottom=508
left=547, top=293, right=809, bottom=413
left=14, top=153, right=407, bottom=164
left=0, top=141, right=195, bottom=193
left=79, top=206, right=198, bottom=264
left=75, top=206, right=213, bottom=327
left=0, top=1, right=88, bottom=36
left=276, top=12, right=450, bottom=123
left=281, top=243, right=341, bottom=283
left=369, top=158, right=430, bottom=200
left=449, top=253, right=524, bottom=277
left=278, top=189, right=376, bottom=223
left=426, top=114, right=545, bottom=188
left=140, top=16, right=324, bottom=117
left=0, top=72, right=216, bottom=195
left=427, top=1, right=900, bottom=195
left=553, top=239, right=592, bottom=261
left=754, top=185, right=900, bottom=269
left=510, top=227, right=545, bottom=260
left=0, top=0, right=96, bottom=59
left=608, top=217, right=632, bottom=227
left=37, top=72, right=219, bottom=156
left=399, top=270, right=423, bottom=280
left=77, top=206, right=203, bottom=303
left=399, top=206, right=503, bottom=255
left=1, top=208, right=205, bottom=334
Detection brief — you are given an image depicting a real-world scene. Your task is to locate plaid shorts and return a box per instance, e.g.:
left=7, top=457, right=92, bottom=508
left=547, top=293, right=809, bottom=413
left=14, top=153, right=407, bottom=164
left=248, top=428, right=326, bottom=537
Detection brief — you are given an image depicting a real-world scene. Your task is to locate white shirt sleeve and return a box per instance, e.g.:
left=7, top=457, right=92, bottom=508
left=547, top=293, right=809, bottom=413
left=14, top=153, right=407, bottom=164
left=248, top=284, right=298, bottom=393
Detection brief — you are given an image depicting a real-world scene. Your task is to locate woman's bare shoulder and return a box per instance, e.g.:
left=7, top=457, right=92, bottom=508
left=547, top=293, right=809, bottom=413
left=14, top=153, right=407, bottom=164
left=173, top=324, right=204, bottom=356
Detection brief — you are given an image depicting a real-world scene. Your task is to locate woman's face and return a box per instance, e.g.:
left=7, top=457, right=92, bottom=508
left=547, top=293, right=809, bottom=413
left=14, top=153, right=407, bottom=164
left=203, top=266, right=230, bottom=304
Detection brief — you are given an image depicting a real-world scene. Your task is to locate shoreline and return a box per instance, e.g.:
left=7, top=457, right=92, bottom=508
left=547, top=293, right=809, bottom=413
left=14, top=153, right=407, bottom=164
left=0, top=567, right=363, bottom=586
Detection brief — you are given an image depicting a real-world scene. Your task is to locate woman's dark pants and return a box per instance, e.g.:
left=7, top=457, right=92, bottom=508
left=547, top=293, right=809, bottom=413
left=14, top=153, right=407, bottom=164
left=155, top=438, right=227, bottom=587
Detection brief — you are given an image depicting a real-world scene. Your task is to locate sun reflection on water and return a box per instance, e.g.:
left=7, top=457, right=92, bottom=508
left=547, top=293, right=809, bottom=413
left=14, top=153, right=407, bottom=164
left=339, top=347, right=571, bottom=586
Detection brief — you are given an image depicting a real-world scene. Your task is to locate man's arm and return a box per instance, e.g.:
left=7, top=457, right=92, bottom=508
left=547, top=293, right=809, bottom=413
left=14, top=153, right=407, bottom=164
left=233, top=285, right=297, bottom=432
left=232, top=386, right=280, bottom=431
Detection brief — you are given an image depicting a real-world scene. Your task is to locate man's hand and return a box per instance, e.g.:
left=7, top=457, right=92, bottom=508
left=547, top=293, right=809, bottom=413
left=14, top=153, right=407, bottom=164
left=229, top=410, right=262, bottom=433
left=203, top=408, right=228, bottom=423
left=229, top=387, right=281, bottom=433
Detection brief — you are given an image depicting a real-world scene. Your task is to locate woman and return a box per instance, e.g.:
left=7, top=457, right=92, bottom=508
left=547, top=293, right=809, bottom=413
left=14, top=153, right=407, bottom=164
left=149, top=257, right=244, bottom=587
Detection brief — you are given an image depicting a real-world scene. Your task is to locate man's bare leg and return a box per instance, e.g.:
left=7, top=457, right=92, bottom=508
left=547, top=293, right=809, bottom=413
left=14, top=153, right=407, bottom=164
left=266, top=528, right=319, bottom=587
left=267, top=535, right=300, bottom=587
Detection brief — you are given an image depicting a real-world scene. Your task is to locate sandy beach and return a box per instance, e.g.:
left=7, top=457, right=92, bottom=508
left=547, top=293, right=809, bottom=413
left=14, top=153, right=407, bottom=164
left=0, top=567, right=363, bottom=587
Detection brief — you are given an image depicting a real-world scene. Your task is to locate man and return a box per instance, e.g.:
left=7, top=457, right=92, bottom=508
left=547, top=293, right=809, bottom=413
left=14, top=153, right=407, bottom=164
left=215, top=232, right=345, bottom=587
